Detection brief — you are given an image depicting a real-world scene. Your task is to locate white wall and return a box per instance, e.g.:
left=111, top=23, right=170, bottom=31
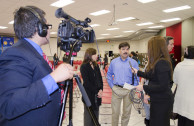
left=41, top=37, right=150, bottom=62
left=182, top=17, right=194, bottom=55
left=158, top=28, right=166, bottom=37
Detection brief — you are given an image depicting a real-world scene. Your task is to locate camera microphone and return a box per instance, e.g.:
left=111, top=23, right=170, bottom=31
left=55, top=8, right=91, bottom=28
left=55, top=8, right=68, bottom=19
left=55, top=8, right=80, bottom=25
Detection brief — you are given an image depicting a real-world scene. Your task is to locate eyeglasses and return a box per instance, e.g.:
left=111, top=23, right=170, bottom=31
left=46, top=24, right=52, bottom=29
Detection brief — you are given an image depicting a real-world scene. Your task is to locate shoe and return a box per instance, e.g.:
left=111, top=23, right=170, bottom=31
left=144, top=118, right=150, bottom=126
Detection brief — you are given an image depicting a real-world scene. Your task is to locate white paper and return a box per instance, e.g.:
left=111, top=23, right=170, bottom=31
left=123, top=82, right=135, bottom=90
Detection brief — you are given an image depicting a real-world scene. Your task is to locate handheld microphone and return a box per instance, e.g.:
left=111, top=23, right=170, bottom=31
left=129, top=61, right=136, bottom=75
left=129, top=61, right=133, bottom=70
left=129, top=61, right=139, bottom=84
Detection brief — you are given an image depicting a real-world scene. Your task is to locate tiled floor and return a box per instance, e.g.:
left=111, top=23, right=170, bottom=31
left=62, top=95, right=177, bottom=126
left=62, top=68, right=177, bottom=126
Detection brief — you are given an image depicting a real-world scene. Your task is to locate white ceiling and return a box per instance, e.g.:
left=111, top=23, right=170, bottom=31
left=0, top=0, right=194, bottom=40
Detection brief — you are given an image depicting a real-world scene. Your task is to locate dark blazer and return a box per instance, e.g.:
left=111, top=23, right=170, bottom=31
left=80, top=63, right=103, bottom=110
left=137, top=59, right=173, bottom=126
left=0, top=39, right=61, bottom=126
left=138, top=59, right=173, bottom=101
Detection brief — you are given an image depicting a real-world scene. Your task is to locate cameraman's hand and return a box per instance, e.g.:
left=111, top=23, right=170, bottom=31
left=50, top=63, right=74, bottom=83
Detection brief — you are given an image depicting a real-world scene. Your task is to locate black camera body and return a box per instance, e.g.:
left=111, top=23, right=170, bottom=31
left=56, top=8, right=95, bottom=52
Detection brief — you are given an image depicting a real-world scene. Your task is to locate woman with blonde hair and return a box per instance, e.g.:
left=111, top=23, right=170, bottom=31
left=80, top=48, right=103, bottom=126
left=133, top=36, right=173, bottom=126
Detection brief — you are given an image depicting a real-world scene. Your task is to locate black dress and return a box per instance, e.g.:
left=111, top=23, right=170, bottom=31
left=80, top=63, right=103, bottom=126
left=137, top=59, right=173, bottom=126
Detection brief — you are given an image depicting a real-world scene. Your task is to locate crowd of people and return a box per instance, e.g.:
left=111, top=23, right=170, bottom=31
left=0, top=5, right=193, bottom=126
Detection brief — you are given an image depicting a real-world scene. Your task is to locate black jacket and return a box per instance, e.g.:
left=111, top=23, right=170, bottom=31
left=0, top=39, right=61, bottom=126
left=80, top=63, right=103, bottom=110
left=137, top=59, right=173, bottom=101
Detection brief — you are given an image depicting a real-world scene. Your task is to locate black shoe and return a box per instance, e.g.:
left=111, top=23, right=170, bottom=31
left=144, top=118, right=150, bottom=126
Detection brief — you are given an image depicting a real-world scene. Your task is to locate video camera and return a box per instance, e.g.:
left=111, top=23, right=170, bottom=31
left=55, top=8, right=95, bottom=52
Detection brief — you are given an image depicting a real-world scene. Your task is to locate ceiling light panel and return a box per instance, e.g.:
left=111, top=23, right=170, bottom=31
left=163, top=5, right=191, bottom=13
left=137, top=0, right=156, bottom=3
left=148, top=25, right=164, bottom=28
left=90, top=24, right=100, bottom=27
left=107, top=28, right=119, bottom=30
left=160, top=18, right=181, bottom=22
left=0, top=26, right=8, bottom=29
left=123, top=30, right=135, bottom=33
left=50, top=0, right=75, bottom=8
left=114, top=35, right=123, bottom=38
left=136, top=22, right=153, bottom=26
left=117, top=17, right=135, bottom=22
left=8, top=20, right=14, bottom=24
left=101, top=34, right=110, bottom=36
left=90, top=10, right=110, bottom=16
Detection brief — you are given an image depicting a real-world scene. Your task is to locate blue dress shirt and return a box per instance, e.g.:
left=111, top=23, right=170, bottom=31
left=107, top=56, right=139, bottom=88
left=24, top=38, right=58, bottom=95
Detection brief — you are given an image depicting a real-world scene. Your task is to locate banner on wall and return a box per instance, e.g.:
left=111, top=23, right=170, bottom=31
left=1, top=37, right=14, bottom=52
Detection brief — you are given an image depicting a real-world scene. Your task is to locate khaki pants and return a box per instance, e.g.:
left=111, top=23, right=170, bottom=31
left=111, top=86, right=132, bottom=126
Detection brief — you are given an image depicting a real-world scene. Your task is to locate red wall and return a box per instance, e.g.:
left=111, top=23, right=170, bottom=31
left=166, top=22, right=182, bottom=62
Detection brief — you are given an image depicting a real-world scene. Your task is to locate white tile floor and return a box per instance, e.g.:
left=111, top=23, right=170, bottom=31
left=62, top=94, right=177, bottom=126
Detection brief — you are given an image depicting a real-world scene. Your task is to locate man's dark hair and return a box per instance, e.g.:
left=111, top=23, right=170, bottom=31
left=164, top=36, right=174, bottom=45
left=131, top=51, right=137, bottom=56
left=119, top=42, right=130, bottom=49
left=184, top=46, right=194, bottom=59
left=14, top=6, right=46, bottom=39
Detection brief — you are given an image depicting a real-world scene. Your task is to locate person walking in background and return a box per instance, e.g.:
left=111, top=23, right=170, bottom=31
left=0, top=6, right=74, bottom=126
left=107, top=42, right=139, bottom=126
left=133, top=36, right=173, bottom=126
left=63, top=53, right=68, bottom=62
left=130, top=51, right=138, bottom=62
left=80, top=48, right=103, bottom=126
left=103, top=53, right=108, bottom=69
left=53, top=53, right=59, bottom=67
left=173, top=46, right=194, bottom=126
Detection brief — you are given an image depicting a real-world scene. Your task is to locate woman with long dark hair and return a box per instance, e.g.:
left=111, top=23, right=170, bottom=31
left=133, top=36, right=173, bottom=126
left=80, top=48, right=103, bottom=126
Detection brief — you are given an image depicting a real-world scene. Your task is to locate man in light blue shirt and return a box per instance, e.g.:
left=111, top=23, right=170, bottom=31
left=107, top=42, right=139, bottom=126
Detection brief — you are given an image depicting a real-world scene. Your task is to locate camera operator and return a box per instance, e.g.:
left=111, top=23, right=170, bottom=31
left=0, top=6, right=73, bottom=126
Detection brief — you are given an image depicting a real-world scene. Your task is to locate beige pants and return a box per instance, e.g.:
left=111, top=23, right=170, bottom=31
left=111, top=86, right=132, bottom=126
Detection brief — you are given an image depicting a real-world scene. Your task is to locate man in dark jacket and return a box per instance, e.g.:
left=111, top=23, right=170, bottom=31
left=0, top=6, right=74, bottom=126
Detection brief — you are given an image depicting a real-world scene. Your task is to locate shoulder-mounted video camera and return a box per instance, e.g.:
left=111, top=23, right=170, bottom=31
left=55, top=8, right=95, bottom=53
